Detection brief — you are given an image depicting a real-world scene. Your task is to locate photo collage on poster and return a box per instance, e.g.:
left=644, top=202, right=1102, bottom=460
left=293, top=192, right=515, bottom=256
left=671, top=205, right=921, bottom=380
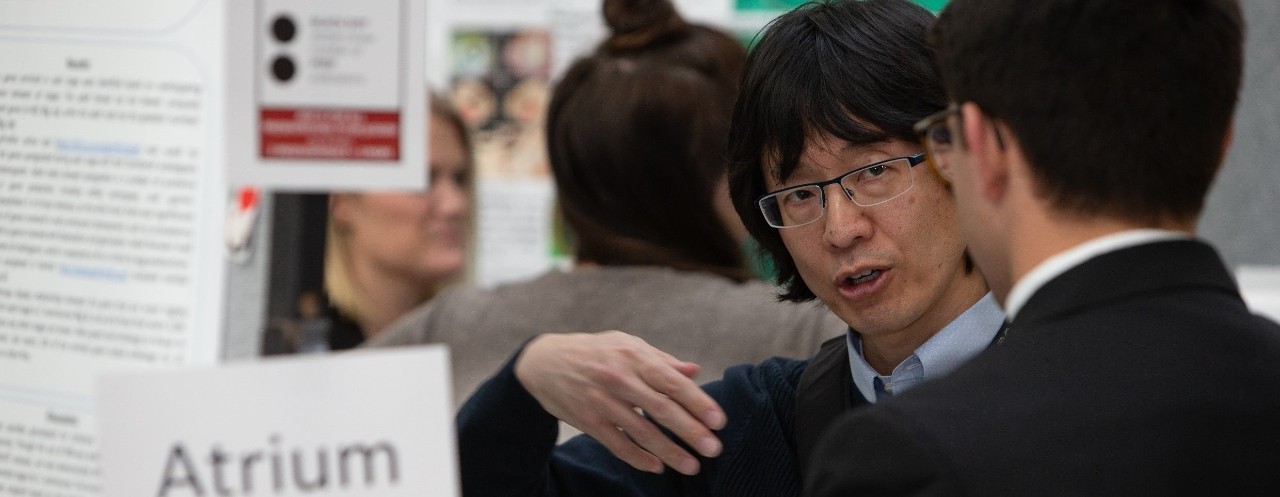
left=448, top=28, right=571, bottom=283
left=449, top=29, right=552, bottom=181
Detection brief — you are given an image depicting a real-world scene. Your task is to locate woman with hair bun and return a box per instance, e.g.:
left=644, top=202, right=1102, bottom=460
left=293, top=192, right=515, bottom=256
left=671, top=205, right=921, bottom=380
left=368, top=0, right=842, bottom=409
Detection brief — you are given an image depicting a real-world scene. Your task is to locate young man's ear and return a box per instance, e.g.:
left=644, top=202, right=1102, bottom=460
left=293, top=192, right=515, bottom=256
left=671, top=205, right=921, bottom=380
left=960, top=102, right=1008, bottom=204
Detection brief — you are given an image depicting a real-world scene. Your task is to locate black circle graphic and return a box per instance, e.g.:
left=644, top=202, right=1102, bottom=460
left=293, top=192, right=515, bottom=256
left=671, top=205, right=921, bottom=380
left=272, top=16, right=297, bottom=43
left=271, top=55, right=296, bottom=82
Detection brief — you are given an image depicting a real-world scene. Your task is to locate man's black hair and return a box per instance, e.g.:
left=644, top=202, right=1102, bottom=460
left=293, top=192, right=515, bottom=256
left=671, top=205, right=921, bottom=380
left=727, top=0, right=946, bottom=301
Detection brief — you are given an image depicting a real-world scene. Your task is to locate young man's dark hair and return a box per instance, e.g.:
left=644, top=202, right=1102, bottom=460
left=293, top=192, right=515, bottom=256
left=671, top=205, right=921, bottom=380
left=727, top=0, right=947, bottom=301
left=929, top=0, right=1243, bottom=225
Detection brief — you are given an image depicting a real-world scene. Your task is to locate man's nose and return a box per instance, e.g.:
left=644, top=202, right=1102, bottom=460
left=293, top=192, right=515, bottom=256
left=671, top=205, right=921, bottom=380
left=821, top=184, right=872, bottom=249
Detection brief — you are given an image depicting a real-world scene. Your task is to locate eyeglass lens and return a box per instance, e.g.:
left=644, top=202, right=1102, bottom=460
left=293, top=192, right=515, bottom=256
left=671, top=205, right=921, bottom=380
left=760, top=157, right=916, bottom=228
left=922, top=115, right=956, bottom=180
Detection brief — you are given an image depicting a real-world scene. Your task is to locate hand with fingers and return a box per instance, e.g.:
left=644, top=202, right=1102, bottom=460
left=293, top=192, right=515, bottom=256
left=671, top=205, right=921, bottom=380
left=514, top=331, right=727, bottom=476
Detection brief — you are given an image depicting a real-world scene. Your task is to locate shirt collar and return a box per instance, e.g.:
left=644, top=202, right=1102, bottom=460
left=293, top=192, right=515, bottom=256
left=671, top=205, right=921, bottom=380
left=846, top=292, right=1005, bottom=403
left=1003, top=229, right=1190, bottom=320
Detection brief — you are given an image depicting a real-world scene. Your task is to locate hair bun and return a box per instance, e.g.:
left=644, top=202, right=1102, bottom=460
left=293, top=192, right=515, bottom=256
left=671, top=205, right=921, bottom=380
left=603, top=0, right=687, bottom=52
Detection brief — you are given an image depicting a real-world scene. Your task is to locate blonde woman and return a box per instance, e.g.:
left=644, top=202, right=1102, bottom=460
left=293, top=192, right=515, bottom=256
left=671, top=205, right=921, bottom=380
left=323, top=94, right=472, bottom=349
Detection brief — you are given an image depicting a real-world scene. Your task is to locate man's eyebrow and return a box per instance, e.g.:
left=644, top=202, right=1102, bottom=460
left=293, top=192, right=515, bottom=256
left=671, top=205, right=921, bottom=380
left=769, top=164, right=787, bottom=183
left=772, top=157, right=811, bottom=183
left=838, top=140, right=889, bottom=155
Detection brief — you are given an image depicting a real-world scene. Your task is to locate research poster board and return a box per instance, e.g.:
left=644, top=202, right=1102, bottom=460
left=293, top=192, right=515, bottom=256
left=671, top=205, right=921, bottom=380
left=0, top=1, right=228, bottom=495
left=0, top=0, right=428, bottom=494
left=448, top=26, right=560, bottom=285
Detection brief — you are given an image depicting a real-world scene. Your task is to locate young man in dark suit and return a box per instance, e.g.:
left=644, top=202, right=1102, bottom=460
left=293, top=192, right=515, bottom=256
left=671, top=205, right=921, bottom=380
left=807, top=0, right=1280, bottom=494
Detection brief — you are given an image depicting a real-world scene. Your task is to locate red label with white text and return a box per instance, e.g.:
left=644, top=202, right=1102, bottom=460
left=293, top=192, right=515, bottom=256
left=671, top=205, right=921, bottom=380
left=259, top=108, right=400, bottom=161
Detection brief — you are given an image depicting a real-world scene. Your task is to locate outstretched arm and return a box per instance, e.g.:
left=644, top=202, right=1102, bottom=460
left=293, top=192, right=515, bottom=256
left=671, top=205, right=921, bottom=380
left=456, top=331, right=729, bottom=497
left=515, top=331, right=726, bottom=475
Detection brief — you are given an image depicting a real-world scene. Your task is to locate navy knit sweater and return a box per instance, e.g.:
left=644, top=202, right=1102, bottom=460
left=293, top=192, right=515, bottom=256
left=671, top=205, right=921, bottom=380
left=456, top=351, right=811, bottom=497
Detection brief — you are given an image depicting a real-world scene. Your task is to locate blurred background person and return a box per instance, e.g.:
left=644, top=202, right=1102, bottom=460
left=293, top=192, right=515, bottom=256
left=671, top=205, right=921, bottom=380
left=323, top=93, right=474, bottom=350
left=368, top=0, right=845, bottom=407
left=291, top=289, right=330, bottom=354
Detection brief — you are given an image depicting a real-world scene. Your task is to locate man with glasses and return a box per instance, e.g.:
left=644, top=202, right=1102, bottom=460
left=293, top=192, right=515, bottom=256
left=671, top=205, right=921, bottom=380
left=807, top=0, right=1280, bottom=494
left=456, top=1, right=1005, bottom=495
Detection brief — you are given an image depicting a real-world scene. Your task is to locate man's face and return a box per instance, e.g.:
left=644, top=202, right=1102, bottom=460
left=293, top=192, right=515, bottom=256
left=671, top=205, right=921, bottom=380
left=766, top=134, right=981, bottom=342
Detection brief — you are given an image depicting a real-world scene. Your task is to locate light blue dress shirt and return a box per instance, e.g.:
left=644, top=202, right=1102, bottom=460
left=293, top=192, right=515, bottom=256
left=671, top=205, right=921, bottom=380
left=846, top=292, right=1005, bottom=403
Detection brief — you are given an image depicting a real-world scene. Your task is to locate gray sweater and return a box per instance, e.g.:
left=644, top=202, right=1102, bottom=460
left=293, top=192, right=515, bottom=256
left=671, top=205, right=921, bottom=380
left=365, top=266, right=847, bottom=409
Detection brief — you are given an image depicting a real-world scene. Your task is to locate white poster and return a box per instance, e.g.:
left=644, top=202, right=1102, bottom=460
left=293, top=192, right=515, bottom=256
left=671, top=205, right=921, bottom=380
left=226, top=0, right=428, bottom=191
left=0, top=1, right=227, bottom=495
left=1237, top=265, right=1280, bottom=324
left=473, top=180, right=558, bottom=286
left=1, top=0, right=431, bottom=494
left=97, top=346, right=459, bottom=497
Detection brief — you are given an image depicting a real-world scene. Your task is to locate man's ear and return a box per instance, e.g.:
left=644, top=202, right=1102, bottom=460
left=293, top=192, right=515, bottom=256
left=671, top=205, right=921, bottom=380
left=960, top=102, right=1008, bottom=204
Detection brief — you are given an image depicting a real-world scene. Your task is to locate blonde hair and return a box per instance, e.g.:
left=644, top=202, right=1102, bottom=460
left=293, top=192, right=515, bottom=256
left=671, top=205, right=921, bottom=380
left=324, top=92, right=472, bottom=321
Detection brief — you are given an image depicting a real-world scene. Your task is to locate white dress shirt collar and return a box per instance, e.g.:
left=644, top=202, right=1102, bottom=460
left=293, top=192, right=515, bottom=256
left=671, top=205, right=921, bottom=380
left=1003, top=229, right=1190, bottom=320
left=846, top=292, right=1005, bottom=403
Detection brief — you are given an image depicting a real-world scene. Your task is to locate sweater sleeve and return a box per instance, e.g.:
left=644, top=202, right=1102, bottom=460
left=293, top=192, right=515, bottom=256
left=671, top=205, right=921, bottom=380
left=456, top=344, right=557, bottom=496
left=455, top=345, right=699, bottom=497
left=456, top=349, right=809, bottom=497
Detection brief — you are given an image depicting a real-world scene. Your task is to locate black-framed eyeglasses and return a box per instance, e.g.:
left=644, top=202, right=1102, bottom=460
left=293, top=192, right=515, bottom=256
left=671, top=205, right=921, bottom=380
left=757, top=153, right=926, bottom=229
left=913, top=104, right=960, bottom=182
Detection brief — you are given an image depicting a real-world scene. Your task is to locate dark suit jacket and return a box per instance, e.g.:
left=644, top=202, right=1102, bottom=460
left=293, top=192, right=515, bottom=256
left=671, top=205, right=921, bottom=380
left=805, top=240, right=1280, bottom=496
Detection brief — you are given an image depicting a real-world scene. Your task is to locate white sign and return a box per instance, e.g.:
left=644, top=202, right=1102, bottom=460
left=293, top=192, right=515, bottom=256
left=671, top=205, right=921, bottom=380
left=1238, top=265, right=1280, bottom=324
left=97, top=346, right=459, bottom=497
left=226, top=0, right=429, bottom=191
